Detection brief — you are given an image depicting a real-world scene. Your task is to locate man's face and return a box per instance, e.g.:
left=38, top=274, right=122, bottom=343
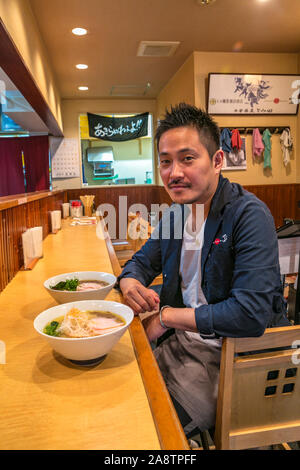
left=158, top=126, right=223, bottom=205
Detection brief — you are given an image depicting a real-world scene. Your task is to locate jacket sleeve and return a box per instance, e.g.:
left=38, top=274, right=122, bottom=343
left=195, top=199, right=284, bottom=338
left=116, top=224, right=162, bottom=287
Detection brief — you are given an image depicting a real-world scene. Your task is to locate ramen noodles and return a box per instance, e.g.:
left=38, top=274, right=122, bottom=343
left=43, top=308, right=125, bottom=338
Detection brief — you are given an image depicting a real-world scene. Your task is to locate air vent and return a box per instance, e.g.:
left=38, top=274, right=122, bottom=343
left=137, top=41, right=180, bottom=57
left=110, top=83, right=151, bottom=97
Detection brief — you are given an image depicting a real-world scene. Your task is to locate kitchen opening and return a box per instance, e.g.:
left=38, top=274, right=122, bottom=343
left=79, top=112, right=154, bottom=186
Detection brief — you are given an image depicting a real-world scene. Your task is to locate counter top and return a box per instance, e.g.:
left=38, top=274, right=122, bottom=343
left=0, top=220, right=161, bottom=450
left=0, top=190, right=64, bottom=211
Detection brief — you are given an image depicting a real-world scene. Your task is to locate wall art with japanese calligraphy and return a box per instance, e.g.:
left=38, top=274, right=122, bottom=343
left=208, top=73, right=300, bottom=115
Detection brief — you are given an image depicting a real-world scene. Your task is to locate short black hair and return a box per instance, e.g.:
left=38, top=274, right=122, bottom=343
left=155, top=103, right=220, bottom=159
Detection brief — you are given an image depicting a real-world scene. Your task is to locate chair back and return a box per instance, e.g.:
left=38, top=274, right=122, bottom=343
left=215, top=326, right=300, bottom=449
left=127, top=212, right=153, bottom=252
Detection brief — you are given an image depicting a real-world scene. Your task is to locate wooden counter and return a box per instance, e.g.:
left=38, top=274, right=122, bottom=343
left=0, top=220, right=167, bottom=450
left=0, top=190, right=64, bottom=211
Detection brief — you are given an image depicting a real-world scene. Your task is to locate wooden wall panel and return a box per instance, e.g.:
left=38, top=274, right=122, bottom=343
left=244, top=184, right=300, bottom=229
left=67, top=186, right=158, bottom=212
left=66, top=186, right=159, bottom=239
left=0, top=183, right=299, bottom=293
left=66, top=184, right=300, bottom=232
left=0, top=193, right=64, bottom=293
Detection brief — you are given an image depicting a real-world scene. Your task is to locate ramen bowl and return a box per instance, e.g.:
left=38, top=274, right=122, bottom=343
left=44, top=271, right=116, bottom=304
left=34, top=299, right=134, bottom=366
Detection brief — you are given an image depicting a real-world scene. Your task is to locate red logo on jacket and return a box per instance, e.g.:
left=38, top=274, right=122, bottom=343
left=213, top=234, right=228, bottom=245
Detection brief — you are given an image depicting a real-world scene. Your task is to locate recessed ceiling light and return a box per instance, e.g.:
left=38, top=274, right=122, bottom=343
left=76, top=64, right=88, bottom=69
left=72, top=28, right=87, bottom=36
left=196, top=0, right=216, bottom=5
left=78, top=86, right=89, bottom=91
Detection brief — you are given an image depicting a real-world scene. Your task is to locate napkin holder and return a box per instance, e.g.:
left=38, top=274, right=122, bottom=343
left=62, top=202, right=70, bottom=219
left=50, top=210, right=62, bottom=234
left=22, top=226, right=43, bottom=270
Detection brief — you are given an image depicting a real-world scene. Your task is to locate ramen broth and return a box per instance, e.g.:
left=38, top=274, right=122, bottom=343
left=43, top=308, right=125, bottom=338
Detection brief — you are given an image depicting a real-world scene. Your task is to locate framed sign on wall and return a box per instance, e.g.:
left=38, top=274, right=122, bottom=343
left=222, top=138, right=247, bottom=171
left=207, top=73, right=300, bottom=115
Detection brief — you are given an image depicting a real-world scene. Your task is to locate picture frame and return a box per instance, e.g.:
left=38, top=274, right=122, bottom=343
left=222, top=138, right=247, bottom=171
left=207, top=73, right=300, bottom=115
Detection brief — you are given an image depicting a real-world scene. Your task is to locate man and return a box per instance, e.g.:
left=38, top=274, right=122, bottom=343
left=118, top=103, right=289, bottom=436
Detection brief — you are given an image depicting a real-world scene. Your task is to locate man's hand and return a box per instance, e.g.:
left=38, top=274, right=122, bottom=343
left=119, top=277, right=160, bottom=315
left=142, top=312, right=166, bottom=342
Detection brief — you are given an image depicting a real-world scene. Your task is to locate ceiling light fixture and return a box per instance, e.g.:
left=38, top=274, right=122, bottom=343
left=78, top=86, right=89, bottom=91
left=76, top=64, right=88, bottom=69
left=72, top=28, right=88, bottom=36
left=196, top=0, right=216, bottom=5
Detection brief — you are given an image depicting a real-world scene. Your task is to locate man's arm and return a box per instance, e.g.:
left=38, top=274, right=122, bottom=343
left=143, top=199, right=285, bottom=341
left=142, top=306, right=197, bottom=342
left=193, top=199, right=284, bottom=338
left=117, top=227, right=162, bottom=314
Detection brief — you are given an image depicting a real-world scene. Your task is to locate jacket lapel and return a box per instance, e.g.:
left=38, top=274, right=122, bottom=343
left=169, top=176, right=236, bottom=281
left=201, top=175, right=233, bottom=276
left=201, top=211, right=223, bottom=275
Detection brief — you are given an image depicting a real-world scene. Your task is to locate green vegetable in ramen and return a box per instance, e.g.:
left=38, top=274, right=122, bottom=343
left=50, top=279, right=109, bottom=291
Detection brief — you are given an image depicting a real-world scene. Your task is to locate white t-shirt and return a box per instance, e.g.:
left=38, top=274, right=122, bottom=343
left=180, top=214, right=207, bottom=313
left=180, top=213, right=222, bottom=351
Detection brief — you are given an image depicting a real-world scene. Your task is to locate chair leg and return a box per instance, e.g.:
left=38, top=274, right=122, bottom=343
left=273, top=443, right=292, bottom=450
left=199, top=430, right=211, bottom=450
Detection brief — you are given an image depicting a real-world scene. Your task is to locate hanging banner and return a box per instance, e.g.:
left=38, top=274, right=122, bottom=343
left=87, top=112, right=149, bottom=141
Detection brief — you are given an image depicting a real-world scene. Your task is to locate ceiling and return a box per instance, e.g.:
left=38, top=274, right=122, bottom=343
left=28, top=0, right=300, bottom=100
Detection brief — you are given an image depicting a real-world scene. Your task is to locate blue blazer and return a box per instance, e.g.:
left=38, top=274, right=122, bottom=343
left=118, top=175, right=289, bottom=338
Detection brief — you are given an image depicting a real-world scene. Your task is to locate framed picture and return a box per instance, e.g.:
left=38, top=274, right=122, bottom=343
left=207, top=73, right=300, bottom=115
left=222, top=138, right=247, bottom=171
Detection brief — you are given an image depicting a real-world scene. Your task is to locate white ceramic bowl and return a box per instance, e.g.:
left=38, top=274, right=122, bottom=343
left=44, top=271, right=117, bottom=304
left=34, top=299, right=134, bottom=366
